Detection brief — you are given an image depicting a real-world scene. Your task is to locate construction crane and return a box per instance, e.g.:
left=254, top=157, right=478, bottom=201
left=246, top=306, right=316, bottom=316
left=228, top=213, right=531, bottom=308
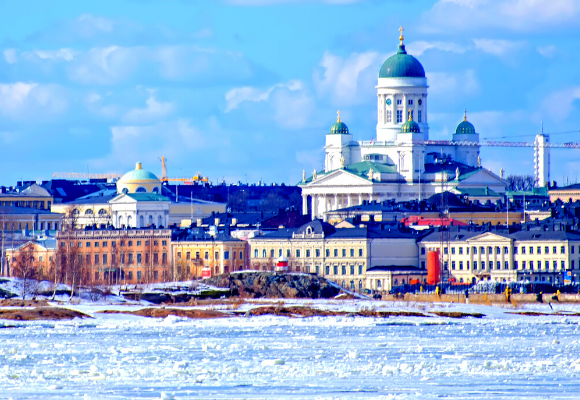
left=412, top=133, right=576, bottom=188
left=52, top=172, right=121, bottom=179
left=159, top=156, right=209, bottom=184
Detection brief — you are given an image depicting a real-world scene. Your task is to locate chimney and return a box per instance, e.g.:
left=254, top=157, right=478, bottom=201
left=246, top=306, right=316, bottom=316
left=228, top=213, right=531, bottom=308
left=196, top=218, right=202, bottom=227
left=214, top=217, right=220, bottom=226
left=232, top=218, right=238, bottom=226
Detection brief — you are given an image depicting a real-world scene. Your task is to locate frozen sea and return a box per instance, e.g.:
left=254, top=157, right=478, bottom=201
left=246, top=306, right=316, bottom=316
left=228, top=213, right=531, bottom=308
left=1, top=301, right=580, bottom=399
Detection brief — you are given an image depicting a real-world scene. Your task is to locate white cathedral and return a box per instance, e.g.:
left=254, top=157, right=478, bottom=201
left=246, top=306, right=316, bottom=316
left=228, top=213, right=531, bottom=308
left=299, top=28, right=507, bottom=220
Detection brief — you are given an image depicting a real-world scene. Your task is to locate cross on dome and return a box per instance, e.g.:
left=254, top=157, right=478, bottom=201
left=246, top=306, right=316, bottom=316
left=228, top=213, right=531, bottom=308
left=408, top=109, right=413, bottom=121
left=464, top=109, right=467, bottom=121
left=337, top=110, right=341, bottom=123
left=399, top=26, right=404, bottom=45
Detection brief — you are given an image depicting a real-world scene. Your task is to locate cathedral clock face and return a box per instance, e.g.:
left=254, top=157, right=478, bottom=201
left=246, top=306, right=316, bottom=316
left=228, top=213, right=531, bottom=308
left=418, top=99, right=423, bottom=105
left=386, top=99, right=392, bottom=106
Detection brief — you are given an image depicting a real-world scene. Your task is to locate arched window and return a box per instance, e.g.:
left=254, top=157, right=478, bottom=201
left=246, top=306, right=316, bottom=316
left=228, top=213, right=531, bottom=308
left=85, top=209, right=94, bottom=216
left=72, top=209, right=80, bottom=216
left=306, top=227, right=312, bottom=235
left=152, top=187, right=159, bottom=194
left=118, top=216, right=123, bottom=227
left=148, top=215, right=153, bottom=224
left=392, top=279, right=396, bottom=286
left=98, top=209, right=107, bottom=216
left=158, top=215, right=162, bottom=227
left=122, top=188, right=129, bottom=194
left=136, top=187, right=147, bottom=193
left=402, top=279, right=405, bottom=285
left=139, top=215, right=144, bottom=227
left=127, top=216, right=132, bottom=227
left=358, top=280, right=363, bottom=291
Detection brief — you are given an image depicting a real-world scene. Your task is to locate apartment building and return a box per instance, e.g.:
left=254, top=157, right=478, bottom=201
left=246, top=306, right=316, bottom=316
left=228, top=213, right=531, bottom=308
left=56, top=228, right=172, bottom=284
left=247, top=220, right=420, bottom=291
left=172, top=230, right=246, bottom=279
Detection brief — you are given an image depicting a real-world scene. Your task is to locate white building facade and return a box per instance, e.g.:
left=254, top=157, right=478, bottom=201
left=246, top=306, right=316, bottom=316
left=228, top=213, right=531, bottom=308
left=299, top=30, right=506, bottom=220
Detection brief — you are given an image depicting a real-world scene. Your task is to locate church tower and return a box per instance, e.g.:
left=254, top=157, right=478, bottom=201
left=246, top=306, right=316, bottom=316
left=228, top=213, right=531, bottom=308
left=376, top=27, right=429, bottom=142
left=325, top=111, right=352, bottom=172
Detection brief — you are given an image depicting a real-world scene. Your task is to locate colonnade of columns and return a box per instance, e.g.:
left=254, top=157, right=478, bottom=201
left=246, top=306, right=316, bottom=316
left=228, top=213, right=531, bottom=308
left=302, top=193, right=378, bottom=220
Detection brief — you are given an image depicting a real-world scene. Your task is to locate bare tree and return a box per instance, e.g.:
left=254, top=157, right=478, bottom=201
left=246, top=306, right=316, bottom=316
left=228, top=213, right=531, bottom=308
left=12, top=245, right=38, bottom=300
left=506, top=175, right=536, bottom=191
left=53, top=205, right=79, bottom=300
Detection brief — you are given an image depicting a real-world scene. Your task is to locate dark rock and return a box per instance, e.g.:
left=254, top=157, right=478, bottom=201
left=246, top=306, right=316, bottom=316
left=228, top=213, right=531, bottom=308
left=202, top=272, right=342, bottom=299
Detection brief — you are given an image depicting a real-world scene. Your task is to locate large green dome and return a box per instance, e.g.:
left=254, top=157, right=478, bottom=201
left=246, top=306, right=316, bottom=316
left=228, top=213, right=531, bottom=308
left=455, top=112, right=476, bottom=135
left=379, top=45, right=425, bottom=79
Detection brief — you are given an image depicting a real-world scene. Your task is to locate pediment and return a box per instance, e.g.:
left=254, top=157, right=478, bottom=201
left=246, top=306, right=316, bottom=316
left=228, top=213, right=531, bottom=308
left=109, top=194, right=138, bottom=204
left=306, top=170, right=373, bottom=187
left=467, top=232, right=512, bottom=243
left=459, top=169, right=506, bottom=186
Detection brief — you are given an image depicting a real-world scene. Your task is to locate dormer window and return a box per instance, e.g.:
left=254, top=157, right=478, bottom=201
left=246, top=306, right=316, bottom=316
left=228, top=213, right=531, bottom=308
left=306, top=227, right=312, bottom=235
left=408, top=99, right=413, bottom=105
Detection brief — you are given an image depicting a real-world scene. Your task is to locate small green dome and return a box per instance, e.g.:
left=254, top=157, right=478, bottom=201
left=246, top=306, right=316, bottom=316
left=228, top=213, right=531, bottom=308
left=401, top=119, right=420, bottom=134
left=118, top=162, right=160, bottom=183
left=455, top=112, right=476, bottom=135
left=379, top=45, right=425, bottom=79
left=329, top=111, right=349, bottom=134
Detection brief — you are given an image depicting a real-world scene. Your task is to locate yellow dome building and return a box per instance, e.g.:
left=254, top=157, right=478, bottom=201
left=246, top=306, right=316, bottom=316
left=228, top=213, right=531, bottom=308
left=116, top=162, right=161, bottom=194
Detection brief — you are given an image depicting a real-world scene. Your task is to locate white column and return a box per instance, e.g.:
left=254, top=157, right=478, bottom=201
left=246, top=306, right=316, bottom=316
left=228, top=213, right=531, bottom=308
left=358, top=194, right=362, bottom=205
left=334, top=195, right=338, bottom=210
left=311, top=195, right=317, bottom=220
left=403, top=94, right=408, bottom=123
left=347, top=194, right=352, bottom=208
left=368, top=193, right=373, bottom=203
left=302, top=194, right=308, bottom=215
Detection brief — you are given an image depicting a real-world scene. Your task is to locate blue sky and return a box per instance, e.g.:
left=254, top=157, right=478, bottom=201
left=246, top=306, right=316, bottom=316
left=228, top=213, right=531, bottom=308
left=2, top=0, right=580, bottom=186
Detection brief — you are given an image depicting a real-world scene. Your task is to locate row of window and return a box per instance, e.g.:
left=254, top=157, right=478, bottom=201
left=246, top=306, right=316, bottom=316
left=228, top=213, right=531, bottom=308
left=422, top=259, right=570, bottom=271
left=390, top=109, right=422, bottom=124
left=63, top=252, right=168, bottom=266
left=422, top=245, right=568, bottom=256
left=4, top=222, right=58, bottom=231
left=60, top=240, right=168, bottom=249
left=0, top=200, right=51, bottom=209
left=253, top=248, right=364, bottom=259
left=323, top=264, right=365, bottom=276
left=177, top=250, right=243, bottom=261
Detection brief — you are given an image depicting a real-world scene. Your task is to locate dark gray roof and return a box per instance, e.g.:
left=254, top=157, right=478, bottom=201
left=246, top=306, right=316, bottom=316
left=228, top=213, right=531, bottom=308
left=509, top=231, right=580, bottom=241
left=419, top=230, right=508, bottom=243
left=366, top=265, right=426, bottom=273
left=0, top=206, right=61, bottom=216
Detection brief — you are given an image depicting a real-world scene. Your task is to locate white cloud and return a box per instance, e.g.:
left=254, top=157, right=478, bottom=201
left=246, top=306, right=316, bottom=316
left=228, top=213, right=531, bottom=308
left=0, top=82, right=67, bottom=119
left=3, top=49, right=17, bottom=64
left=426, top=70, right=480, bottom=96
left=425, top=0, right=580, bottom=32
left=23, top=48, right=79, bottom=62
left=123, top=90, right=174, bottom=123
left=536, top=45, right=557, bottom=58
left=541, top=86, right=580, bottom=120
left=313, top=51, right=381, bottom=105
left=406, top=41, right=467, bottom=57
left=76, top=14, right=114, bottom=36
left=68, top=46, right=143, bottom=85
left=224, top=80, right=303, bottom=112
left=473, top=39, right=525, bottom=56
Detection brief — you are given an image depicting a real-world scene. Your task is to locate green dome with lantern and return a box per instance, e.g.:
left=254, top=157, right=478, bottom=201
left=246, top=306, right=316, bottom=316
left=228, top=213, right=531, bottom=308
left=379, top=27, right=425, bottom=79
left=329, top=110, right=349, bottom=135
left=400, top=111, right=421, bottom=134
left=455, top=110, right=476, bottom=135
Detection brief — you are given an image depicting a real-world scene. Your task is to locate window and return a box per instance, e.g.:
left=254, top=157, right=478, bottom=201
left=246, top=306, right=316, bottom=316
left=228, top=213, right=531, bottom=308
left=504, top=247, right=509, bottom=254
left=451, top=247, right=455, bottom=255
left=529, top=247, right=533, bottom=254
left=561, top=260, right=565, bottom=269
left=103, top=254, right=108, bottom=266
left=145, top=254, right=149, bottom=264
left=154, top=271, right=158, bottom=280
left=296, top=249, right=301, bottom=257
left=561, top=246, right=566, bottom=254
left=529, top=261, right=534, bottom=270
left=359, top=248, right=363, bottom=257
left=513, top=247, right=518, bottom=254
left=224, top=251, right=229, bottom=260
left=396, top=109, right=403, bottom=123
left=286, top=249, right=290, bottom=257
left=505, top=261, right=509, bottom=270
left=358, top=265, right=363, bottom=274
left=103, top=241, right=108, bottom=247
left=551, top=260, right=555, bottom=269
left=458, top=247, right=463, bottom=255
left=341, top=265, right=346, bottom=275
left=408, top=99, right=413, bottom=105
left=421, top=248, right=426, bottom=255
left=137, top=271, right=142, bottom=280
left=487, top=246, right=493, bottom=254
left=162, top=253, right=167, bottom=264
left=467, top=261, right=470, bottom=270
left=553, top=246, right=557, bottom=254
left=137, top=241, right=142, bottom=246
left=215, top=251, right=219, bottom=259
left=120, top=253, right=125, bottom=264
left=196, top=252, right=200, bottom=259
left=452, top=261, right=456, bottom=270
left=154, top=253, right=158, bottom=263
left=545, top=246, right=550, bottom=254
left=306, top=249, right=311, bottom=257
left=521, top=246, right=526, bottom=254
left=333, top=265, right=338, bottom=275
left=325, top=265, right=330, bottom=275
left=254, top=249, right=258, bottom=258
left=128, top=253, right=134, bottom=264
left=128, top=241, right=133, bottom=247
left=240, top=251, right=243, bottom=260
left=522, top=261, right=526, bottom=269
left=350, top=249, right=354, bottom=257
left=315, top=265, right=320, bottom=274
left=270, top=249, right=275, bottom=258
left=481, top=261, right=485, bottom=269
left=444, top=247, right=448, bottom=255
left=386, top=110, right=392, bottom=123
left=128, top=271, right=133, bottom=280
left=537, top=246, right=541, bottom=255
left=418, top=110, right=422, bottom=123
left=86, top=254, right=91, bottom=266
left=495, top=247, right=500, bottom=254
left=205, top=251, right=209, bottom=260
left=334, top=249, right=338, bottom=257
left=162, top=240, right=167, bottom=246
left=421, top=261, right=426, bottom=269
left=466, top=247, right=470, bottom=255
left=496, top=261, right=500, bottom=269
left=342, top=249, right=346, bottom=257
left=480, top=246, right=485, bottom=254
left=325, top=249, right=330, bottom=257
left=572, top=246, right=575, bottom=254
left=350, top=265, right=354, bottom=275
left=86, top=242, right=91, bottom=248
left=473, top=247, right=477, bottom=255
left=94, top=254, right=99, bottom=265
left=572, top=260, right=575, bottom=269
left=459, top=261, right=463, bottom=270
left=120, top=241, right=125, bottom=247
left=396, top=99, right=402, bottom=105
left=315, top=249, right=320, bottom=257
left=514, top=261, right=518, bottom=269
left=94, top=242, right=99, bottom=248
left=474, top=261, right=478, bottom=269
